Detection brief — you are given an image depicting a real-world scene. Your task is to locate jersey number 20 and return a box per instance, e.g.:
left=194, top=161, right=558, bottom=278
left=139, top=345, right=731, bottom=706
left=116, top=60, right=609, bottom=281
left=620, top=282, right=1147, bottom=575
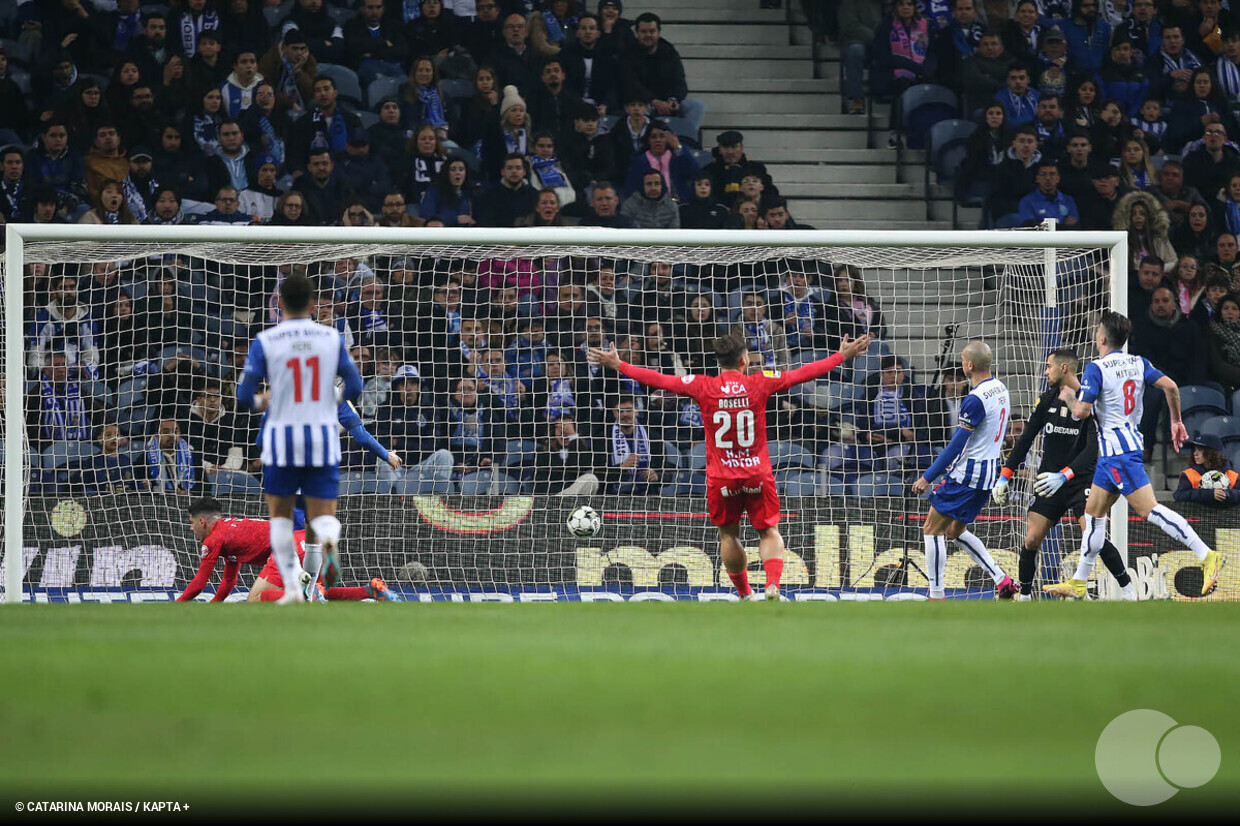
left=713, top=409, right=755, bottom=449
left=286, top=356, right=321, bottom=403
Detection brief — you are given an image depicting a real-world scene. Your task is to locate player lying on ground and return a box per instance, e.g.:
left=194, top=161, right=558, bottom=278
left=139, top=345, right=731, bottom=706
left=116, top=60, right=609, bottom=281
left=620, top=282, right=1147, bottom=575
left=1044, top=311, right=1224, bottom=598
left=175, top=497, right=401, bottom=602
left=991, top=348, right=1136, bottom=601
left=237, top=273, right=364, bottom=604
left=911, top=341, right=1019, bottom=600
left=590, top=330, right=871, bottom=600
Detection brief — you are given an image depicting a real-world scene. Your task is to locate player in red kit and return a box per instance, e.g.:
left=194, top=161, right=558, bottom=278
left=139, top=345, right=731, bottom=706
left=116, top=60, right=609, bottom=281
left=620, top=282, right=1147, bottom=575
left=590, top=330, right=871, bottom=600
left=176, top=497, right=401, bottom=602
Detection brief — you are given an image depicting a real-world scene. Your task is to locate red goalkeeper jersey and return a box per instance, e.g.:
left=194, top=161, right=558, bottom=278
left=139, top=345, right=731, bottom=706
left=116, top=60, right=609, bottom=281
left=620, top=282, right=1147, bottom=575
left=176, top=518, right=274, bottom=602
left=617, top=354, right=845, bottom=481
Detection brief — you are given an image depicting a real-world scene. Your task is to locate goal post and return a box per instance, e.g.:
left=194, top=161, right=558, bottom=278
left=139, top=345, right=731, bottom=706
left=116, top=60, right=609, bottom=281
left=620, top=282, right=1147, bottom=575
left=14, top=221, right=1218, bottom=604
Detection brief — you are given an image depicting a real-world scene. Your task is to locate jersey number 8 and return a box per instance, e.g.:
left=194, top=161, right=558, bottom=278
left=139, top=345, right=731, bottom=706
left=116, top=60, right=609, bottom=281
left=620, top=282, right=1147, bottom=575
left=713, top=409, right=756, bottom=449
left=1122, top=379, right=1137, bottom=415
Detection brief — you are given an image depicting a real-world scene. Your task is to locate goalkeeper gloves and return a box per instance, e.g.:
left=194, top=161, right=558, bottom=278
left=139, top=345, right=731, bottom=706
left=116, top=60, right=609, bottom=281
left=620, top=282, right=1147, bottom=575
left=991, top=467, right=1013, bottom=505
left=1034, top=467, right=1074, bottom=497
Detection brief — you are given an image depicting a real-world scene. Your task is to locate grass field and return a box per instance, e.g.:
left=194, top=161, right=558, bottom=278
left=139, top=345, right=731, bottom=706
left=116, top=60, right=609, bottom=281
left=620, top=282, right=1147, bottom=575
left=1, top=602, right=1237, bottom=818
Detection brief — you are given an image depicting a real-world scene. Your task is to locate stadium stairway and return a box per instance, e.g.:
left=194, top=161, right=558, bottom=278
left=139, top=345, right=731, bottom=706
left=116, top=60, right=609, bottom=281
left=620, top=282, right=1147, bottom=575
left=661, top=0, right=982, bottom=230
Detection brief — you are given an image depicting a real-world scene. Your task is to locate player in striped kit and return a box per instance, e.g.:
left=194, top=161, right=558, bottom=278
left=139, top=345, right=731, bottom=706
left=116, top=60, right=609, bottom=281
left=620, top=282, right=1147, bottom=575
left=237, top=274, right=364, bottom=605
left=1043, top=311, right=1224, bottom=598
left=912, top=341, right=1019, bottom=600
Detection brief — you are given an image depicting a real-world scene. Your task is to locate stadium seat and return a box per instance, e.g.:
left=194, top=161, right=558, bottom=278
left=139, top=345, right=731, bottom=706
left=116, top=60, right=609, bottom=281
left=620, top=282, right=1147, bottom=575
left=776, top=469, right=818, bottom=496
left=326, top=4, right=353, bottom=26
left=316, top=64, right=364, bottom=107
left=1227, top=442, right=1240, bottom=469
left=854, top=472, right=905, bottom=497
left=899, top=84, right=959, bottom=151
left=211, top=470, right=263, bottom=498
left=262, top=4, right=285, bottom=29
left=115, top=377, right=147, bottom=411
left=1231, top=388, right=1240, bottom=416
left=598, top=114, right=619, bottom=134
left=441, top=78, right=474, bottom=100
left=356, top=110, right=379, bottom=130
left=1181, top=385, right=1229, bottom=434
left=820, top=473, right=854, bottom=496
left=685, top=471, right=707, bottom=496
left=340, top=471, right=381, bottom=495
left=40, top=441, right=100, bottom=470
left=663, top=443, right=682, bottom=470
left=6, top=66, right=28, bottom=95
left=0, top=37, right=31, bottom=68
left=925, top=118, right=977, bottom=224
left=770, top=440, right=815, bottom=470
left=502, top=439, right=540, bottom=468
left=390, top=476, right=455, bottom=495
left=367, top=75, right=401, bottom=108
left=459, top=470, right=522, bottom=495
left=687, top=443, right=707, bottom=471
left=1198, top=415, right=1240, bottom=443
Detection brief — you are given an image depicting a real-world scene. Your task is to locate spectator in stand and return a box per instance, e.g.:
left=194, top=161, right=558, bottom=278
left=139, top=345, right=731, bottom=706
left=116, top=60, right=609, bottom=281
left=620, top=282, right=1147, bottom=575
left=1131, top=283, right=1207, bottom=454
left=0, top=46, right=30, bottom=144
left=84, top=123, right=129, bottom=203
left=238, top=82, right=291, bottom=172
left=609, top=94, right=650, bottom=182
left=1003, top=1, right=1047, bottom=64
left=620, top=168, right=680, bottom=229
left=344, top=0, right=409, bottom=89
left=839, top=0, right=883, bottom=115
left=1057, top=130, right=1096, bottom=201
left=1115, top=190, right=1177, bottom=269
left=204, top=119, right=256, bottom=198
left=562, top=104, right=615, bottom=201
left=1129, top=254, right=1169, bottom=319
left=725, top=195, right=764, bottom=230
left=1018, top=159, right=1080, bottom=226
left=26, top=121, right=88, bottom=217
left=282, top=0, right=345, bottom=65
left=480, top=152, right=537, bottom=226
left=1033, top=93, right=1068, bottom=161
left=1170, top=254, right=1207, bottom=317
left=596, top=0, right=634, bottom=54
left=1214, top=172, right=1240, bottom=236
left=79, top=179, right=139, bottom=225
left=623, top=120, right=696, bottom=202
left=1061, top=0, right=1112, bottom=76
left=463, top=1, right=505, bottom=66
left=577, top=180, right=634, bottom=227
left=528, top=57, right=584, bottom=148
left=220, top=0, right=271, bottom=59
left=1118, top=135, right=1156, bottom=191
left=701, top=130, right=771, bottom=209
left=737, top=292, right=789, bottom=370
left=828, top=263, right=888, bottom=341
left=493, top=12, right=539, bottom=96
left=29, top=353, right=96, bottom=451
left=116, top=84, right=163, bottom=154
left=622, top=12, right=704, bottom=139
left=171, top=0, right=221, bottom=61
left=0, top=147, right=29, bottom=224
left=988, top=125, right=1042, bottom=226
left=999, top=63, right=1040, bottom=128
left=105, top=60, right=141, bottom=118
left=405, top=123, right=449, bottom=211
left=957, top=102, right=1009, bottom=202
left=184, top=378, right=259, bottom=480
left=779, top=268, right=829, bottom=354
left=1175, top=433, right=1240, bottom=507
left=1114, top=0, right=1162, bottom=68
left=1207, top=292, right=1240, bottom=391
left=604, top=396, right=659, bottom=495
left=679, top=171, right=729, bottom=230
left=407, top=0, right=456, bottom=61
left=1131, top=96, right=1168, bottom=148
left=527, top=131, right=576, bottom=208
left=259, top=27, right=317, bottom=114
left=293, top=148, right=356, bottom=224
left=516, top=186, right=572, bottom=226
left=1183, top=122, right=1240, bottom=199
left=376, top=367, right=455, bottom=480
left=1211, top=231, right=1240, bottom=270
left=1032, top=25, right=1071, bottom=98
left=221, top=50, right=263, bottom=119
left=29, top=273, right=100, bottom=384
left=935, top=0, right=987, bottom=94
left=151, top=123, right=204, bottom=202
left=29, top=187, right=69, bottom=226
left=146, top=185, right=198, bottom=225
left=1150, top=159, right=1208, bottom=229
left=1185, top=0, right=1234, bottom=59
left=1173, top=202, right=1218, bottom=258
left=1216, top=25, right=1240, bottom=107
left=340, top=129, right=392, bottom=213
left=186, top=86, right=225, bottom=159
left=1149, top=24, right=1202, bottom=105
left=124, top=12, right=171, bottom=85
left=420, top=157, right=480, bottom=226
left=483, top=85, right=532, bottom=179
left=141, top=418, right=196, bottom=495
left=872, top=0, right=937, bottom=147
left=1099, top=33, right=1149, bottom=119
left=400, top=56, right=451, bottom=139
left=631, top=260, right=681, bottom=325
left=1066, top=76, right=1102, bottom=130
left=199, top=185, right=255, bottom=225
left=239, top=154, right=283, bottom=223
left=1078, top=163, right=1124, bottom=229
left=530, top=415, right=599, bottom=495
left=451, top=68, right=500, bottom=160
left=763, top=197, right=814, bottom=229
left=562, top=12, right=618, bottom=115
left=183, top=29, right=227, bottom=100
left=1167, top=67, right=1240, bottom=155
left=288, top=76, right=362, bottom=172
left=121, top=147, right=159, bottom=222
left=963, top=32, right=1016, bottom=114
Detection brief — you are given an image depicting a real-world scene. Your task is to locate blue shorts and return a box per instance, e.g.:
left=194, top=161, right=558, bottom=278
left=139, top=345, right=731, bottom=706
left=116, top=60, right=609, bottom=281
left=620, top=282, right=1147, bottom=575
left=929, top=478, right=991, bottom=525
left=263, top=464, right=340, bottom=499
left=1092, top=451, right=1151, bottom=495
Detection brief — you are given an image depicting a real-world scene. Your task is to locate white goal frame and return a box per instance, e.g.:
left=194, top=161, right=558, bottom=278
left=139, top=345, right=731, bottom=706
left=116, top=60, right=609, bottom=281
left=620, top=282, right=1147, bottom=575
left=3, top=224, right=1129, bottom=604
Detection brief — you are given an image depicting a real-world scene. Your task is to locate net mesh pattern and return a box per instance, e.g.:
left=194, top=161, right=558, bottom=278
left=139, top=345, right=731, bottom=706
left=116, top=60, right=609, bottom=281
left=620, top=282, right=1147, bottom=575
left=7, top=236, right=1167, bottom=601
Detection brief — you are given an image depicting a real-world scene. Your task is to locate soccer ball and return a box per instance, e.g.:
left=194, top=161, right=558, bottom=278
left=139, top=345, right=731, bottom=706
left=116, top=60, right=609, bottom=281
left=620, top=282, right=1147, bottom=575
left=567, top=505, right=602, bottom=538
left=1200, top=470, right=1232, bottom=490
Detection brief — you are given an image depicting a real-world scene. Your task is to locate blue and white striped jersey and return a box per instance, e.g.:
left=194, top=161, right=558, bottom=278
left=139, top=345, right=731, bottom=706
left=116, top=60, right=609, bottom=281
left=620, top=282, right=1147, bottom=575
left=1079, top=351, right=1164, bottom=457
left=946, top=377, right=1011, bottom=490
left=237, top=318, right=363, bottom=468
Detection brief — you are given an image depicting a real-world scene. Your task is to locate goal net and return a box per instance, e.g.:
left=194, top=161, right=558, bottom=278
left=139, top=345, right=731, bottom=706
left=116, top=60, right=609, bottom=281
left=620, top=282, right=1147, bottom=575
left=3, top=225, right=1227, bottom=603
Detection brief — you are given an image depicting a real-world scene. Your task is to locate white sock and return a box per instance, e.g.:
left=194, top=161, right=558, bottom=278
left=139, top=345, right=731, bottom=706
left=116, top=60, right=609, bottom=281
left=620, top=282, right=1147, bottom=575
left=953, top=530, right=1006, bottom=584
left=269, top=518, right=302, bottom=599
left=309, top=515, right=342, bottom=551
left=1074, top=515, right=1108, bottom=581
left=1148, top=505, right=1211, bottom=560
left=301, top=543, right=322, bottom=596
left=924, top=534, right=946, bottom=599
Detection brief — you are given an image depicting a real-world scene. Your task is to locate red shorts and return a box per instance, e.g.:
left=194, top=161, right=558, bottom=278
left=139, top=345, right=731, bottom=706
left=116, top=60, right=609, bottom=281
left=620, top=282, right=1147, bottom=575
left=257, top=530, right=307, bottom=589
left=706, top=475, right=781, bottom=530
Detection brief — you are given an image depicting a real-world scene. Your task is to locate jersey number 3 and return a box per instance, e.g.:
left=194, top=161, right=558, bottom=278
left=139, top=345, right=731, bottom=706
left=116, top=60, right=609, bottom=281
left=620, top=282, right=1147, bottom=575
left=713, top=409, right=756, bottom=449
left=286, top=356, right=321, bottom=403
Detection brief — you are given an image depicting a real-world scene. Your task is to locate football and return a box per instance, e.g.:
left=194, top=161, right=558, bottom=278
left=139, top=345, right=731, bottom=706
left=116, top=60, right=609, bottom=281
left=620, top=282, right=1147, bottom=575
left=567, top=505, right=602, bottom=538
left=1199, top=470, right=1232, bottom=490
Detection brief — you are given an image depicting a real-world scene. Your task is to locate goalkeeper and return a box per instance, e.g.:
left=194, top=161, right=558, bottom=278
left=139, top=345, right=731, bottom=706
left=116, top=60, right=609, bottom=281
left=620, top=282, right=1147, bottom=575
left=991, top=349, right=1135, bottom=601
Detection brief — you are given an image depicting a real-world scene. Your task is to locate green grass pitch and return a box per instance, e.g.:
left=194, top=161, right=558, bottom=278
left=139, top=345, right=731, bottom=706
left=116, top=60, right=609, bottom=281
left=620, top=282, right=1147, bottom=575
left=1, top=602, right=1236, bottom=818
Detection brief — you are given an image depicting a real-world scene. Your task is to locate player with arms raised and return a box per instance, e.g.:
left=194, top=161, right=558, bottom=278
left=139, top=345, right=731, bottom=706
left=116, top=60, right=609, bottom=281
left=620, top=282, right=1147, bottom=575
left=237, top=273, right=364, bottom=604
left=1044, top=311, right=1224, bottom=598
left=590, top=329, right=871, bottom=600
left=911, top=341, right=1019, bottom=600
left=991, top=348, right=1136, bottom=600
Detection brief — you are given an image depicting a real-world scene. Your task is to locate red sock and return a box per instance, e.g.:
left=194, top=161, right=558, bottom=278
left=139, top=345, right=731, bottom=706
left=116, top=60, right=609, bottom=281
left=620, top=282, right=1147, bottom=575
left=728, top=570, right=751, bottom=597
left=325, top=586, right=370, bottom=601
left=259, top=590, right=285, bottom=601
left=763, top=558, right=784, bottom=590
